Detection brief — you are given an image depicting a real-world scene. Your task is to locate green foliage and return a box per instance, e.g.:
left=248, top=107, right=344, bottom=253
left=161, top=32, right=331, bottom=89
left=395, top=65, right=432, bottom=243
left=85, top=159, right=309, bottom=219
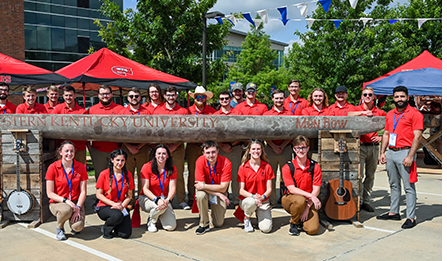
left=284, top=0, right=442, bottom=106
left=95, top=0, right=232, bottom=85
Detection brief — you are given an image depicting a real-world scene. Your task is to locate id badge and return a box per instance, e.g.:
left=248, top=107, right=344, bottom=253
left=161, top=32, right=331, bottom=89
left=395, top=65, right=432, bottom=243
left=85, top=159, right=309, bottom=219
left=121, top=208, right=129, bottom=217
left=389, top=133, right=397, bottom=147
left=209, top=195, right=218, bottom=205
left=161, top=194, right=165, bottom=200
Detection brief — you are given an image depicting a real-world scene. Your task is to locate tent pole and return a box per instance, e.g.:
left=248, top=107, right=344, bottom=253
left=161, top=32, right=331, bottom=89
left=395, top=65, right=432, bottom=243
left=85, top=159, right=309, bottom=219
left=120, top=87, right=123, bottom=105
left=82, top=82, right=86, bottom=108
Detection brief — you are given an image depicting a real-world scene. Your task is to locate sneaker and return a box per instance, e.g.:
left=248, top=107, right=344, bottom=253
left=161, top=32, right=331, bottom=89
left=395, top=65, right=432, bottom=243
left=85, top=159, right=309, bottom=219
left=56, top=228, right=67, bottom=241
left=148, top=222, right=158, bottom=233
left=244, top=219, right=254, bottom=232
left=195, top=225, right=210, bottom=235
left=289, top=223, right=300, bottom=236
left=401, top=219, right=416, bottom=229
left=101, top=226, right=112, bottom=239
left=180, top=202, right=191, bottom=210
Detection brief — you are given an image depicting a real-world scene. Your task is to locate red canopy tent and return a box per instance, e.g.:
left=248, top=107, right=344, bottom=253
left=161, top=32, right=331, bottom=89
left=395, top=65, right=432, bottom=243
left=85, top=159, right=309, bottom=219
left=55, top=48, right=196, bottom=98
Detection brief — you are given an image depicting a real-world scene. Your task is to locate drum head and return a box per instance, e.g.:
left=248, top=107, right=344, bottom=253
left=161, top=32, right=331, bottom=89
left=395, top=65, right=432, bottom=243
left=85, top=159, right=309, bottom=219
left=7, top=190, right=34, bottom=215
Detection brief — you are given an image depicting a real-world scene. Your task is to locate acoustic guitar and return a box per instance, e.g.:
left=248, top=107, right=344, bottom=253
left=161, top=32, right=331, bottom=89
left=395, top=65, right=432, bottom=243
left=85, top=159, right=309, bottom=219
left=324, top=139, right=356, bottom=220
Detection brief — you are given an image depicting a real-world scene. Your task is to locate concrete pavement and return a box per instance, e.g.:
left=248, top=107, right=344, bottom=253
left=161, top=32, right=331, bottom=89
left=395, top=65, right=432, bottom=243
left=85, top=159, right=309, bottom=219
left=0, top=159, right=442, bottom=260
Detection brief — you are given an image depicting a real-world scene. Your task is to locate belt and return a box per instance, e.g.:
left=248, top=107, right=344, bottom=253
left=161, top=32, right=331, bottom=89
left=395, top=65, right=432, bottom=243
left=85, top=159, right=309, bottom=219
left=361, top=142, right=379, bottom=146
left=389, top=146, right=411, bottom=151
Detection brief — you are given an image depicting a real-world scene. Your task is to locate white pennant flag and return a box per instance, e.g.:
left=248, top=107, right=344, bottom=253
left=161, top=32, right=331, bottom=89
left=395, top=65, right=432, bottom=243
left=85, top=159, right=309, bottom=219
left=226, top=15, right=238, bottom=26
left=306, top=19, right=315, bottom=29
left=296, top=3, right=308, bottom=17
left=359, top=17, right=372, bottom=26
left=418, top=19, right=428, bottom=29
left=253, top=19, right=263, bottom=30
left=257, top=9, right=268, bottom=24
left=349, top=0, right=359, bottom=9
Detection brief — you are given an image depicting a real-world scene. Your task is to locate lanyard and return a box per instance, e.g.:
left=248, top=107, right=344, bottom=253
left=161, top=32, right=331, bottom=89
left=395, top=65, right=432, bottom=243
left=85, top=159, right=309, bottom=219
left=158, top=167, right=166, bottom=195
left=289, top=102, right=299, bottom=114
left=393, top=112, right=404, bottom=132
left=62, top=161, right=74, bottom=199
left=2, top=108, right=6, bottom=114
left=113, top=170, right=124, bottom=202
left=207, top=161, right=217, bottom=185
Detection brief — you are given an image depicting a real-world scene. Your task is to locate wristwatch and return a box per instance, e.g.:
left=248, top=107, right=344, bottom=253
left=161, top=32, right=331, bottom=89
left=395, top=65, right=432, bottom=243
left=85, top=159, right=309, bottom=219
left=154, top=197, right=160, bottom=204
left=63, top=197, right=68, bottom=203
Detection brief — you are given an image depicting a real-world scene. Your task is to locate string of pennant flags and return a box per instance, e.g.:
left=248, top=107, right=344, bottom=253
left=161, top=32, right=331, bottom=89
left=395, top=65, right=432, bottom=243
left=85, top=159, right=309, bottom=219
left=213, top=0, right=441, bottom=30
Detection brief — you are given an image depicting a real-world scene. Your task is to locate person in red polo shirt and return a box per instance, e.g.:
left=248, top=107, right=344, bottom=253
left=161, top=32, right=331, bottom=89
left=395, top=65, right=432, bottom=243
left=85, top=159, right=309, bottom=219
left=119, top=87, right=150, bottom=197
left=152, top=86, right=191, bottom=209
left=143, top=83, right=164, bottom=114
left=234, top=83, right=268, bottom=115
left=281, top=135, right=322, bottom=236
left=0, top=83, right=17, bottom=114
left=327, top=85, right=355, bottom=116
left=193, top=141, right=231, bottom=235
left=263, top=89, right=292, bottom=207
left=348, top=87, right=386, bottom=212
left=378, top=86, right=423, bottom=229
left=238, top=140, right=274, bottom=233
left=52, top=86, right=88, bottom=164
left=44, top=85, right=60, bottom=113
left=87, top=84, right=124, bottom=180
left=186, top=86, right=216, bottom=208
left=45, top=141, right=88, bottom=241
left=230, top=82, right=245, bottom=108
left=284, top=79, right=308, bottom=115
left=301, top=88, right=328, bottom=116
left=16, top=86, right=47, bottom=114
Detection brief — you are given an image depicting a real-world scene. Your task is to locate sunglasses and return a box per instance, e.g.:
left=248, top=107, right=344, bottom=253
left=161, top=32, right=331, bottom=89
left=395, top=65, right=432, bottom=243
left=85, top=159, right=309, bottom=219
left=246, top=90, right=256, bottom=94
left=363, top=93, right=373, bottom=97
left=195, top=95, right=205, bottom=100
left=128, top=95, right=140, bottom=99
left=219, top=97, right=230, bottom=101
left=251, top=139, right=263, bottom=143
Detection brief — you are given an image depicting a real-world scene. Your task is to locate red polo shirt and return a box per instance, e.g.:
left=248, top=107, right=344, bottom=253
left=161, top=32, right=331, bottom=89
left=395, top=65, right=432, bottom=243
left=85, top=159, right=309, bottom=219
left=237, top=160, right=274, bottom=201
left=327, top=102, right=355, bottom=116
left=301, top=105, right=327, bottom=116
left=351, top=104, right=386, bottom=143
left=87, top=102, right=124, bottom=152
left=214, top=107, right=241, bottom=115
left=96, top=169, right=135, bottom=207
left=384, top=105, right=424, bottom=148
left=284, top=96, right=308, bottom=115
left=118, top=105, right=149, bottom=115
left=144, top=102, right=164, bottom=114
left=195, top=155, right=232, bottom=185
left=234, top=99, right=268, bottom=115
left=139, top=161, right=177, bottom=197
left=153, top=103, right=189, bottom=115
left=282, top=158, right=322, bottom=194
left=52, top=103, right=88, bottom=152
left=0, top=101, right=17, bottom=114
left=45, top=102, right=60, bottom=113
left=45, top=159, right=88, bottom=203
left=188, top=104, right=216, bottom=115
left=16, top=102, right=47, bottom=114
left=263, top=107, right=293, bottom=145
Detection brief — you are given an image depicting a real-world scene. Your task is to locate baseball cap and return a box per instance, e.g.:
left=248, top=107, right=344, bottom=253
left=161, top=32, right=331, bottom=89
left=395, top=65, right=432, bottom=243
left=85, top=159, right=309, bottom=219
left=246, top=82, right=257, bottom=91
left=232, top=82, right=243, bottom=91
left=335, top=85, right=348, bottom=93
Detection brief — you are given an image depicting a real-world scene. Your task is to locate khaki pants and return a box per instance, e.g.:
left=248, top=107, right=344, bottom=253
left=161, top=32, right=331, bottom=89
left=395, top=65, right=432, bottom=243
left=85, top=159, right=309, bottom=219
left=359, top=144, right=380, bottom=204
left=171, top=144, right=186, bottom=204
left=186, top=143, right=203, bottom=202
left=219, top=145, right=243, bottom=205
left=265, top=144, right=293, bottom=206
left=50, top=203, right=85, bottom=232
left=195, top=190, right=226, bottom=227
left=139, top=195, right=176, bottom=231
left=89, top=146, right=111, bottom=181
left=240, top=197, right=272, bottom=233
left=282, top=194, right=319, bottom=235
left=121, top=143, right=150, bottom=194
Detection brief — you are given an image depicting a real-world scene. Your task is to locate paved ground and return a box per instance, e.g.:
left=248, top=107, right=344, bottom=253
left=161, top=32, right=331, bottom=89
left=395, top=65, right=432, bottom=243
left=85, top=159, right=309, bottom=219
left=0, top=158, right=442, bottom=261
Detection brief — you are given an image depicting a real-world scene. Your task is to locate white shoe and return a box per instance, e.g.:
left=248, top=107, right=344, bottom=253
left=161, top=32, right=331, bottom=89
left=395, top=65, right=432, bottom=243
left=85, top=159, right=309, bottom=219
left=148, top=222, right=158, bottom=233
left=179, top=202, right=191, bottom=210
left=244, top=219, right=254, bottom=232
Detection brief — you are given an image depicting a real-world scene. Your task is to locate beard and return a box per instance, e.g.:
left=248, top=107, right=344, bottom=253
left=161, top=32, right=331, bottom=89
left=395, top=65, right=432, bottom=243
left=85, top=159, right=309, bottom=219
left=100, top=99, right=112, bottom=106
left=0, top=94, right=7, bottom=100
left=394, top=100, right=409, bottom=109
left=194, top=100, right=205, bottom=108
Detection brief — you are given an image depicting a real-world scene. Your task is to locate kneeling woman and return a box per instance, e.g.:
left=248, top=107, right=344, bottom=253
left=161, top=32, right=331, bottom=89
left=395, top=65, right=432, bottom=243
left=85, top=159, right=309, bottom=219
left=238, top=140, right=274, bottom=233
left=139, top=144, right=177, bottom=232
left=46, top=141, right=88, bottom=241
left=96, top=149, right=134, bottom=239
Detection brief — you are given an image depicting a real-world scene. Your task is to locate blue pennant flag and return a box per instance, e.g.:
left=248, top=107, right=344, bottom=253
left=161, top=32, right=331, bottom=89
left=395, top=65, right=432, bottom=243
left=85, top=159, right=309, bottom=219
left=333, top=20, right=343, bottom=29
left=277, top=7, right=290, bottom=26
left=388, top=19, right=399, bottom=25
left=216, top=17, right=223, bottom=25
left=242, top=13, right=255, bottom=26
left=318, top=0, right=332, bottom=13
left=227, top=18, right=235, bottom=26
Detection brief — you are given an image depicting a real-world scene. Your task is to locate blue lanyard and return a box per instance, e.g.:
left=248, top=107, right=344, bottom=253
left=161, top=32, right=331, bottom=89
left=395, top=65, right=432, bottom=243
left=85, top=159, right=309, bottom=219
left=62, top=161, right=74, bottom=199
left=158, top=167, right=166, bottom=195
left=113, top=171, right=124, bottom=202
left=289, top=102, right=299, bottom=114
left=207, top=161, right=217, bottom=185
left=2, top=108, right=6, bottom=114
left=393, top=112, right=404, bottom=132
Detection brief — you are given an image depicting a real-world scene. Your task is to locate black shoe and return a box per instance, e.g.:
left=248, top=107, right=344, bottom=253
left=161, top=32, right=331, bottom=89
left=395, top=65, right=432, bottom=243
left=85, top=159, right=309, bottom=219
left=401, top=219, right=416, bottom=229
left=297, top=223, right=304, bottom=232
left=289, top=223, right=300, bottom=236
left=361, top=203, right=375, bottom=212
left=376, top=213, right=401, bottom=220
left=195, top=225, right=210, bottom=235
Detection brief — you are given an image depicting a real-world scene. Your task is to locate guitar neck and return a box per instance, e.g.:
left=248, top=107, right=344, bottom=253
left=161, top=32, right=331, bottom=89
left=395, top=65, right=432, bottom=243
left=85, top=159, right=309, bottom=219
left=338, top=151, right=344, bottom=189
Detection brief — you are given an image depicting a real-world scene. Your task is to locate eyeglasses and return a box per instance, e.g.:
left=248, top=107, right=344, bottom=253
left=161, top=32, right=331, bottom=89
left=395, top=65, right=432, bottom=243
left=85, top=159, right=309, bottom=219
left=195, top=95, right=205, bottom=100
left=363, top=93, right=373, bottom=97
left=0, top=89, right=8, bottom=92
left=219, top=97, right=230, bottom=101
left=165, top=94, right=176, bottom=98
left=294, top=146, right=308, bottom=151
left=128, top=95, right=140, bottom=99
left=99, top=92, right=111, bottom=96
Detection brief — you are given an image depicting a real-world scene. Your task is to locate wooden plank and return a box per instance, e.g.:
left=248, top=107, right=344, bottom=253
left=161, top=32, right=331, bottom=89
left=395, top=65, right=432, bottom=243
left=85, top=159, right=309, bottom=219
left=321, top=171, right=359, bottom=181
left=320, top=151, right=359, bottom=162
left=28, top=219, right=41, bottom=228
left=41, top=151, right=57, bottom=162
left=2, top=208, right=40, bottom=222
left=320, top=162, right=359, bottom=172
left=0, top=220, right=11, bottom=229
left=2, top=154, right=41, bottom=165
left=2, top=174, right=41, bottom=190
left=320, top=138, right=359, bottom=151
left=2, top=143, right=41, bottom=152
left=319, top=131, right=333, bottom=139
left=1, top=163, right=41, bottom=174
left=351, top=220, right=364, bottom=228
left=2, top=130, right=41, bottom=144
left=319, top=219, right=333, bottom=229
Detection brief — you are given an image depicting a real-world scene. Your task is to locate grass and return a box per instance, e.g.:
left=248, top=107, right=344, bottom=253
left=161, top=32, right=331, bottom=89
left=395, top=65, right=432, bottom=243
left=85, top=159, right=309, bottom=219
left=86, top=151, right=95, bottom=177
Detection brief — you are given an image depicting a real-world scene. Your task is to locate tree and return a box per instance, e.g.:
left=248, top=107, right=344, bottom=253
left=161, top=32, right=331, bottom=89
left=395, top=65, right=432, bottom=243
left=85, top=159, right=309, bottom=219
left=94, top=0, right=232, bottom=85
left=284, top=0, right=442, bottom=105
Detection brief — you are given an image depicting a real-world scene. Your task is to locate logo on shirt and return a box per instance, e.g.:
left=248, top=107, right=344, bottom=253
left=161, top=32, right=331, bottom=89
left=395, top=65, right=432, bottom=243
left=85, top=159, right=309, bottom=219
left=111, top=66, right=133, bottom=77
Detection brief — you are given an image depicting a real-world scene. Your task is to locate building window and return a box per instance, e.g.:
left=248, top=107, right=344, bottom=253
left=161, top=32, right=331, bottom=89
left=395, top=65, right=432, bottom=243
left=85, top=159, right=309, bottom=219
left=25, top=25, right=37, bottom=50
left=37, top=27, right=51, bottom=51
left=77, top=0, right=89, bottom=8
left=78, top=36, right=90, bottom=53
left=52, top=28, right=65, bottom=51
